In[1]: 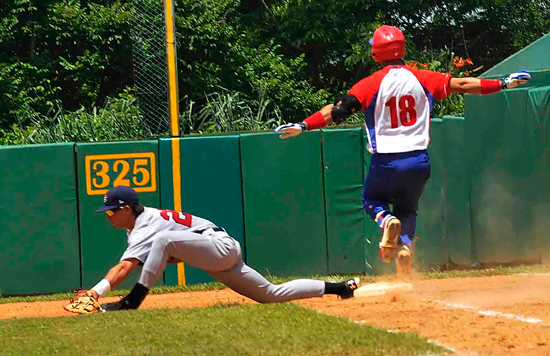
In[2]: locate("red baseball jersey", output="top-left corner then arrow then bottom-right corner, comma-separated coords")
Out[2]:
349,66 -> 451,154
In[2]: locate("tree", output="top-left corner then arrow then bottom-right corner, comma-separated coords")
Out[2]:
1,0 -> 548,143
0,0 -> 134,128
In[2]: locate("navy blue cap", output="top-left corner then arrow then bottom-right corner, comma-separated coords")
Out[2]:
96,186 -> 139,212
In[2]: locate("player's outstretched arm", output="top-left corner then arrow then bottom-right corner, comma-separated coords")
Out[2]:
88,259 -> 141,297
95,259 -> 140,293
450,70 -> 531,94
274,104 -> 334,139
64,259 -> 139,314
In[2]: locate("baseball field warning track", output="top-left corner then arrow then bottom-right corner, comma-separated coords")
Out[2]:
1,273 -> 549,356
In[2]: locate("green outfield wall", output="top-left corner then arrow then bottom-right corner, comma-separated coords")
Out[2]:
75,141 -> 161,288
440,116 -> 474,267
2,35 -> 549,295
414,118 -> 446,270
322,128 -> 368,274
159,136 -> 245,285
240,132 -> 328,276
0,143 -> 80,294
3,113 -> 550,295
465,82 -> 550,266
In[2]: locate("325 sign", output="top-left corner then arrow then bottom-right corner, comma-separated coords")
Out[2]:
85,153 -> 157,195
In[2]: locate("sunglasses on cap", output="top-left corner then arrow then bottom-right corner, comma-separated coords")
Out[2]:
105,207 -> 122,217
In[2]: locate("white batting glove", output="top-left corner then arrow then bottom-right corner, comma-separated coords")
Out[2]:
501,70 -> 531,89
274,122 -> 306,139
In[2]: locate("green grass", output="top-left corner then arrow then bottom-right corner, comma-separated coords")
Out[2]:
1,264 -> 548,304
0,303 -> 447,356
3,266 -> 546,355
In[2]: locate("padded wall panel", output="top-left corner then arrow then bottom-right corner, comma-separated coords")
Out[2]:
525,86 -> 550,264
465,88 -> 543,264
0,143 -> 80,294
441,116 -> 474,266
322,128 -> 367,274
414,118 -> 446,270
240,132 -> 327,276
76,141 -> 160,288
159,136 -> 244,285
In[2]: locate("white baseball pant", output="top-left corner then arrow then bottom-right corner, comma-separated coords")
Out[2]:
138,228 -> 324,303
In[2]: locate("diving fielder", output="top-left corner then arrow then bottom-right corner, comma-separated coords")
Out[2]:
65,186 -> 359,313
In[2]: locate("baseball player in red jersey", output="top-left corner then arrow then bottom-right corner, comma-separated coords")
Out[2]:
275,25 -> 530,274
75,186 -> 359,311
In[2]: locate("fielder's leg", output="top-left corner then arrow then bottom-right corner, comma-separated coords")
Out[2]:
208,259 -> 359,303
102,229 -> 241,311
139,229 -> 241,289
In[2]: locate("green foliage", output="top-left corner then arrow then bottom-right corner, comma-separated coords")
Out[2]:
409,56 -> 468,118
0,87 -> 290,145
180,88 -> 284,134
268,0 -> 380,90
0,0 -> 133,130
0,61 -> 61,126
394,0 -> 550,71
46,1 -> 133,105
175,0 -> 330,122
0,91 -> 147,145
1,0 -> 548,143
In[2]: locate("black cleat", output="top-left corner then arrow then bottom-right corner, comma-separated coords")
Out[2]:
339,277 -> 360,299
100,298 -> 139,312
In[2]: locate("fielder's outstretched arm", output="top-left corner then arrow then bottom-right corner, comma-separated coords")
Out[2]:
89,258 -> 141,298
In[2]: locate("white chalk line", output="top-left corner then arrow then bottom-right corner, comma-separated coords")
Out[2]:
354,320 -> 458,354
315,308 -> 457,353
434,300 -> 549,326
352,274 -> 549,354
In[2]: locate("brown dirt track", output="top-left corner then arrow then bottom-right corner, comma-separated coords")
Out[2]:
1,274 -> 549,356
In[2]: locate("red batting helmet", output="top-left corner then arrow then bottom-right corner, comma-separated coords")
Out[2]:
369,25 -> 406,63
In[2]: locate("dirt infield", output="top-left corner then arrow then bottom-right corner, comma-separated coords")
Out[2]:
1,274 -> 549,356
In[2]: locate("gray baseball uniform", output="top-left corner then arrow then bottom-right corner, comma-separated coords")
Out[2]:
121,207 -> 324,303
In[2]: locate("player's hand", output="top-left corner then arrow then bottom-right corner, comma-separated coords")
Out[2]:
64,290 -> 101,314
501,70 -> 531,89
76,289 -> 99,299
274,123 -> 305,139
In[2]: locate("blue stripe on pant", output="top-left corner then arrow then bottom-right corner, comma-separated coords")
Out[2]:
362,150 -> 431,246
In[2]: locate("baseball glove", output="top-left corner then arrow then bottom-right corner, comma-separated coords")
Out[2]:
64,290 -> 101,315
